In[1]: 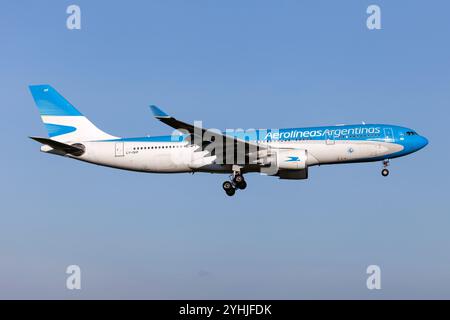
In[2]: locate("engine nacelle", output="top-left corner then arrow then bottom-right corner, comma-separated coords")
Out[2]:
276,149 -> 307,170
260,149 -> 309,179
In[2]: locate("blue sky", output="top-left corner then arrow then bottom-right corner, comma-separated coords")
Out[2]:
1,0 -> 449,299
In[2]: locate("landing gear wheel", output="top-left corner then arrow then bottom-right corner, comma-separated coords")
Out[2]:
237,180 -> 247,190
222,181 -> 235,196
381,168 -> 389,177
233,174 -> 244,185
233,174 -> 247,190
226,188 -> 236,196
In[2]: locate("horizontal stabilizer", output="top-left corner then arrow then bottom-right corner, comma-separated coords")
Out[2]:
29,136 -> 85,156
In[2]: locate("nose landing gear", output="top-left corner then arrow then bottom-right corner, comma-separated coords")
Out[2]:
381,159 -> 390,177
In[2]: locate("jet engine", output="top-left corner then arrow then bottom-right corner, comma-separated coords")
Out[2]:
262,149 -> 309,179
275,149 -> 307,170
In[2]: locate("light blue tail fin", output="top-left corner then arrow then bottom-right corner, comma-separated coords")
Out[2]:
29,85 -> 83,116
29,85 -> 117,142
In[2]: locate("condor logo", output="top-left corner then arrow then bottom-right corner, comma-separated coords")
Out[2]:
286,156 -> 300,162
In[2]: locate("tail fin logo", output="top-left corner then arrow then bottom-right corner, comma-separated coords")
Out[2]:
44,123 -> 77,137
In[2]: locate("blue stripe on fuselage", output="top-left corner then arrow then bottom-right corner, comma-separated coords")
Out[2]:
105,135 -> 186,142
102,124 -> 405,143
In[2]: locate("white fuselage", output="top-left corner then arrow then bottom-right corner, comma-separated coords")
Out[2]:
53,139 -> 403,174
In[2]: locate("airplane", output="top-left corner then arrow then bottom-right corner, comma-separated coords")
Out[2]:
29,84 -> 428,196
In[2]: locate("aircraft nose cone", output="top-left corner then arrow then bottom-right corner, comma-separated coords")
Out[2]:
417,136 -> 429,150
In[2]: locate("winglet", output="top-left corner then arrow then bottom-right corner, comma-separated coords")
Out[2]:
150,105 -> 170,118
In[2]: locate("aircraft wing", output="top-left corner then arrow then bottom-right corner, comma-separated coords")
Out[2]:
149,105 -> 266,165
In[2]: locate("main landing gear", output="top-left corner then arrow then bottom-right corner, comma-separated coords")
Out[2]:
222,181 -> 236,196
381,159 -> 390,177
222,169 -> 247,196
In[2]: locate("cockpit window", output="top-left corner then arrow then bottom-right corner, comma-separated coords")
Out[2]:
406,131 -> 418,136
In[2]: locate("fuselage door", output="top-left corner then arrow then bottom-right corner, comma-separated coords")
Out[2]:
325,133 -> 335,145
383,128 -> 394,143
115,142 -> 124,157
